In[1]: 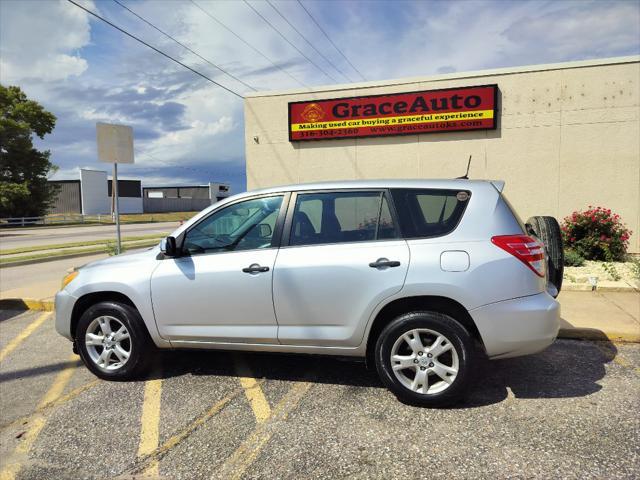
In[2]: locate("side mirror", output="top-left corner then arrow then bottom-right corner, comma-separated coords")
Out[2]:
257,223 -> 272,238
162,236 -> 178,257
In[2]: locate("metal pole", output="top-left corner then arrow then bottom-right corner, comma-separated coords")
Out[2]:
113,162 -> 122,254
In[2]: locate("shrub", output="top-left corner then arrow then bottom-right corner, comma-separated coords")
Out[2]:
561,206 -> 632,261
563,249 -> 585,267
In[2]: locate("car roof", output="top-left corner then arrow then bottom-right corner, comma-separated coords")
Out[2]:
171,178 -> 505,239
243,178 -> 503,196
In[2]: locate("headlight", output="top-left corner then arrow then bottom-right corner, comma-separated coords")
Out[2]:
61,271 -> 79,289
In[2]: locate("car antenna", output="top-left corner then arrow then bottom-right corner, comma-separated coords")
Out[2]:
457,155 -> 472,179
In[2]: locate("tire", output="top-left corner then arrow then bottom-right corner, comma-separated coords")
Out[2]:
374,311 -> 475,407
526,216 -> 564,296
75,301 -> 154,381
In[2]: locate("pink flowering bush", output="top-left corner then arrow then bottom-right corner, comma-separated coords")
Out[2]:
561,206 -> 632,261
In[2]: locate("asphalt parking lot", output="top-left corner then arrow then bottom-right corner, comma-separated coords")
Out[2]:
1,310 -> 639,479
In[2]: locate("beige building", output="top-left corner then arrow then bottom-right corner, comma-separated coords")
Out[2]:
244,56 -> 640,252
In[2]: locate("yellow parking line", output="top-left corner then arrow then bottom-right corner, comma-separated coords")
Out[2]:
0,312 -> 51,363
1,378 -> 98,433
130,382 -> 257,475
216,380 -> 313,480
611,355 -> 640,375
234,355 -> 272,423
137,371 -> 163,477
0,353 -> 77,480
594,343 -> 640,375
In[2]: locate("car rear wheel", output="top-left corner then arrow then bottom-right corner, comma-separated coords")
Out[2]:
374,311 -> 475,407
527,216 -> 564,296
76,301 -> 153,380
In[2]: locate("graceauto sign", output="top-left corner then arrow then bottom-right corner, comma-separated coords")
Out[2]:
288,84 -> 498,141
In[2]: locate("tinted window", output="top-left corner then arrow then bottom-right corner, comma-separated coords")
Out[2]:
290,191 -> 398,246
183,196 -> 283,254
390,189 -> 470,238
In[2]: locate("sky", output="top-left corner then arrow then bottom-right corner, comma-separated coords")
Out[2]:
1,0 -> 639,194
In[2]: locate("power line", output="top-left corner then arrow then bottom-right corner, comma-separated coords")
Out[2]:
265,0 -> 353,82
112,0 -> 257,91
66,0 -> 244,99
242,0 -> 339,83
296,0 -> 367,81
189,0 -> 309,89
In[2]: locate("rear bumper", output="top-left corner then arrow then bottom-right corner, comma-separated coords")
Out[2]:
470,292 -> 560,359
55,289 -> 76,341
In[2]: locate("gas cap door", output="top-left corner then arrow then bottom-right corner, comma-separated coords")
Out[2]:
440,250 -> 470,272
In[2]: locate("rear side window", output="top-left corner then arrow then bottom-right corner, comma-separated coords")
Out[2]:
290,191 -> 398,246
390,189 -> 470,239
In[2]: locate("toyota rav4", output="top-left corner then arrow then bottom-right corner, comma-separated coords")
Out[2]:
55,179 -> 561,407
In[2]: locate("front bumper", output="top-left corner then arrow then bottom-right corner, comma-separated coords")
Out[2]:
55,289 -> 76,341
470,292 -> 560,359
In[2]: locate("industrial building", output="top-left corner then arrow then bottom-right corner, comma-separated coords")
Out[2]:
49,169 -> 142,215
142,183 -> 231,212
244,56 -> 640,252
49,169 -> 230,215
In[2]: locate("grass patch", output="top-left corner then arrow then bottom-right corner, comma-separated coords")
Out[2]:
0,239 -> 160,265
118,212 -> 198,223
0,211 -> 198,229
0,234 -> 163,255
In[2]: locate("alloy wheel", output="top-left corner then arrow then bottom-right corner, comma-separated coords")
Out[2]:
390,328 -> 459,395
85,316 -> 132,371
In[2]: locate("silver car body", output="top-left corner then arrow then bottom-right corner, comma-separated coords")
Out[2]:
55,179 -> 560,359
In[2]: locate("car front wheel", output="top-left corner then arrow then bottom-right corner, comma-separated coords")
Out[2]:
75,301 -> 153,380
374,311 -> 475,407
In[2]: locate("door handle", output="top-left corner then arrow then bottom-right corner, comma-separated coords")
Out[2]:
242,263 -> 270,274
369,258 -> 401,268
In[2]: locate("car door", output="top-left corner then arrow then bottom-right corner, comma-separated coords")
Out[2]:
273,190 -> 410,348
151,194 -> 287,343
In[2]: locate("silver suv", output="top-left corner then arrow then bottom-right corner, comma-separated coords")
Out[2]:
56,180 -> 560,407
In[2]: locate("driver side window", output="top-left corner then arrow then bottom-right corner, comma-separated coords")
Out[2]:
183,196 -> 283,255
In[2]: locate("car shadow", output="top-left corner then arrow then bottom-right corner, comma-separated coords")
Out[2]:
464,334 -> 616,407
150,334 -> 618,409
0,307 -> 35,323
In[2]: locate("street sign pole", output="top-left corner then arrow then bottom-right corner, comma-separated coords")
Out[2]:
113,162 -> 121,254
96,122 -> 134,256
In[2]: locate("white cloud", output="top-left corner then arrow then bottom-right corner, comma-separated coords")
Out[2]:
2,0 -> 638,194
0,0 -> 93,82
503,1 -> 640,61
317,0 -> 639,80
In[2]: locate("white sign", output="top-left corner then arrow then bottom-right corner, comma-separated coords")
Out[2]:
96,123 -> 134,164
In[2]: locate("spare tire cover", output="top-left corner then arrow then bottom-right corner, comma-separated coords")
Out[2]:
526,216 -> 564,297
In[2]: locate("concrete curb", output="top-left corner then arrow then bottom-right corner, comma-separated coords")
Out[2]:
2,298 -> 638,343
0,298 -> 54,311
563,283 -> 640,293
558,328 -> 640,343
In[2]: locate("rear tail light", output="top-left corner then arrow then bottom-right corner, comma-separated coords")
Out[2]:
491,235 -> 546,277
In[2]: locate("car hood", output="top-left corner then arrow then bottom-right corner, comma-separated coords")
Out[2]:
78,245 -> 160,271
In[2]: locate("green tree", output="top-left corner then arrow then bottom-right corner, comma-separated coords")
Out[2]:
0,84 -> 58,218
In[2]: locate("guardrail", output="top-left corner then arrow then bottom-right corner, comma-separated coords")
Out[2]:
0,214 -> 113,227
